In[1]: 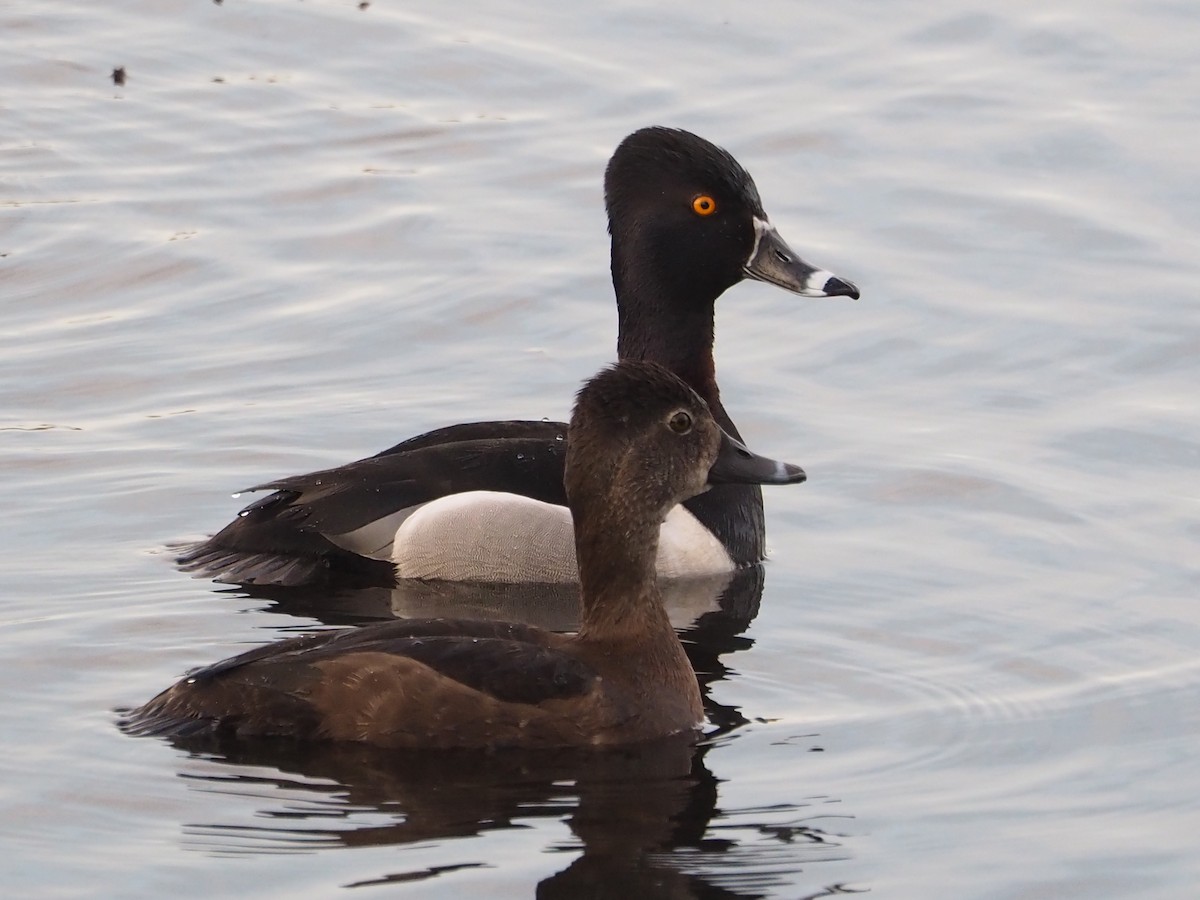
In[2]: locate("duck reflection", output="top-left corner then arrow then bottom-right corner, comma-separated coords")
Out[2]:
230,564 -> 763,634
169,730 -> 851,897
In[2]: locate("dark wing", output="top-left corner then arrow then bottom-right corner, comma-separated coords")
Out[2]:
121,618 -> 596,740
176,420 -> 568,588
249,435 -> 569,535
184,617 -> 560,683
372,420 -> 566,457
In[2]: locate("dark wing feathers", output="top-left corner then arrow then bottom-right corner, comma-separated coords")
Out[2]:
187,617 -> 593,707
174,531 -> 395,587
123,618 -> 595,739
373,419 -> 566,457
122,682 -> 324,741
369,636 -> 594,705
176,420 -> 569,586
248,436 -> 568,535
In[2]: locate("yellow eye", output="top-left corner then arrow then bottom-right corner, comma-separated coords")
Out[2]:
668,411 -> 693,434
691,195 -> 717,217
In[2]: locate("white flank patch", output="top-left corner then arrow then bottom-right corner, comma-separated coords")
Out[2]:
390,491 -> 734,583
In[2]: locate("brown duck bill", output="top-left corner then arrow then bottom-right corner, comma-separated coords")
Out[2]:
743,216 -> 860,299
707,428 -> 806,486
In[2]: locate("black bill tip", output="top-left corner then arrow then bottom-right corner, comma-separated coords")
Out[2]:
708,428 -> 806,487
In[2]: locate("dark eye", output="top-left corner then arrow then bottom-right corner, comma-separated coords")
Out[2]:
691,195 -> 717,217
668,411 -> 693,434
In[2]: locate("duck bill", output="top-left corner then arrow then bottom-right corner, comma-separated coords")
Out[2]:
743,217 -> 860,299
707,428 -> 806,486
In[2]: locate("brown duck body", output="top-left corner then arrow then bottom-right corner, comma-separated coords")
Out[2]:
130,612 -> 701,749
125,362 -> 803,749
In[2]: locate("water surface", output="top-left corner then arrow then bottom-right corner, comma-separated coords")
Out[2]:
2,1 -> 1198,897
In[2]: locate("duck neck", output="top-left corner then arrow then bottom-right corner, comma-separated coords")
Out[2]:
612,239 -> 725,420
611,238 -> 764,565
572,488 -> 703,729
573,494 -> 674,644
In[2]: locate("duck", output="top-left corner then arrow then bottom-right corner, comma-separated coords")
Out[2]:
176,126 -> 857,588
126,361 -> 807,748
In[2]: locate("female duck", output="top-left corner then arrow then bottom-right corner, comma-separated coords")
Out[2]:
129,362 -> 805,748
178,127 -> 855,588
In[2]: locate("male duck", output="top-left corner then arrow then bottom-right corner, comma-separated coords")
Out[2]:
177,127 -> 856,588
128,362 -> 806,748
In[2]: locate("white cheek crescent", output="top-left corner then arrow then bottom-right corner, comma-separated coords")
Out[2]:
749,216 -> 837,297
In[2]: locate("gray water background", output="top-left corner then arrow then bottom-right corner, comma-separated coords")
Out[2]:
2,0 -> 1198,897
